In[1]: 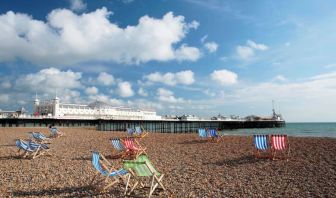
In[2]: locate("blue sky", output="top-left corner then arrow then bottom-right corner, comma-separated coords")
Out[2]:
1,0 -> 336,122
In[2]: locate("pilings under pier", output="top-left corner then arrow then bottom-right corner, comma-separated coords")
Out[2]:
0,118 -> 285,132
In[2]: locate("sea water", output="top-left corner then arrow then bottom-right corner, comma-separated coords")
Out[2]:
221,122 -> 336,138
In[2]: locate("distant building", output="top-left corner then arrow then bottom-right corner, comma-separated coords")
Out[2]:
179,114 -> 199,121
33,96 -> 162,120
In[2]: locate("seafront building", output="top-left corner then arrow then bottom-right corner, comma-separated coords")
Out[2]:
31,96 -> 162,120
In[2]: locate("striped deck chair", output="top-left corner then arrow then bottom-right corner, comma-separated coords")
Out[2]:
111,138 -> 128,158
208,128 -> 221,142
270,135 -> 290,160
253,135 -> 271,158
31,132 -> 50,143
198,128 -> 208,140
135,126 -> 149,138
15,139 -> 51,159
50,127 -> 64,138
91,151 -> 129,192
123,154 -> 166,197
123,137 -> 147,158
127,128 -> 135,136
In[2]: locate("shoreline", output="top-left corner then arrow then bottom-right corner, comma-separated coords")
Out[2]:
1,128 -> 335,197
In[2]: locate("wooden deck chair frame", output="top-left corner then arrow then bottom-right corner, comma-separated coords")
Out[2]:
253,135 -> 271,159
122,138 -> 147,158
270,134 -> 291,161
110,138 -> 129,159
90,151 -> 130,192
124,155 -> 166,198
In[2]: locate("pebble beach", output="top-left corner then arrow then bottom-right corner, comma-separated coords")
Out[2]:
0,127 -> 335,197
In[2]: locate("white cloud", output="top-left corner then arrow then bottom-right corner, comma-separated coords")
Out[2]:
138,87 -> 148,97
236,40 -> 268,60
211,69 -> 238,85
1,81 -> 11,89
204,41 -> 218,53
69,0 -> 87,12
273,75 -> 287,82
187,20 -> 200,29
157,88 -> 185,103
16,67 -> 82,94
144,70 -> 195,86
85,86 -> 98,95
0,94 -> 10,103
0,9 -> 200,66
97,72 -> 114,86
116,81 -> 134,97
200,35 -> 208,43
285,42 -> 291,47
175,44 -> 201,61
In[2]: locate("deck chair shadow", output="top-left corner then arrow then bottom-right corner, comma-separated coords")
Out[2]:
270,134 -> 290,161
123,137 -> 147,158
90,151 -> 130,192
123,154 -> 167,198
111,138 -> 129,159
253,135 -> 271,159
198,128 -> 208,141
135,126 -> 149,138
15,139 -> 51,159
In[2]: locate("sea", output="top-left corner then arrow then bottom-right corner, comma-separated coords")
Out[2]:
221,122 -> 336,138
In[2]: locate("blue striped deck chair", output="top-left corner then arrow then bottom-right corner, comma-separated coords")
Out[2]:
127,128 -> 135,136
91,151 -> 129,192
253,135 -> 270,158
135,126 -> 148,138
15,139 -> 50,159
50,127 -> 64,138
208,128 -> 221,142
31,132 -> 50,143
198,128 -> 208,140
111,138 -> 128,158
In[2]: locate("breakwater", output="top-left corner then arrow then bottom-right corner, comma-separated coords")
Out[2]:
0,118 -> 285,132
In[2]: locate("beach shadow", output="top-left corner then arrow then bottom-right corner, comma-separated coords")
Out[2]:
206,155 -> 263,167
0,144 -> 15,147
178,139 -> 209,144
12,185 -> 124,197
0,155 -> 29,160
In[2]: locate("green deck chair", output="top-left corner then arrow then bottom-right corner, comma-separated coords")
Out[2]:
123,154 -> 166,198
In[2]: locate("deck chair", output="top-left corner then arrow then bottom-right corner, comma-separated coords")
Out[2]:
253,135 -> 271,158
111,138 -> 128,159
208,128 -> 221,142
270,135 -> 290,160
50,127 -> 64,138
123,154 -> 166,198
15,139 -> 51,159
127,128 -> 135,136
135,126 -> 149,138
91,151 -> 129,192
123,137 -> 147,158
31,132 -> 50,143
198,128 -> 208,140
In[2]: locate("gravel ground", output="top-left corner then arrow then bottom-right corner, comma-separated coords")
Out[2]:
0,127 -> 335,197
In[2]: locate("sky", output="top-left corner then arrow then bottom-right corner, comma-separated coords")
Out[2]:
0,0 -> 336,122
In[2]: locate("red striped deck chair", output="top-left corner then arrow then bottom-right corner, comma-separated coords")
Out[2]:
122,138 -> 147,158
270,134 -> 290,160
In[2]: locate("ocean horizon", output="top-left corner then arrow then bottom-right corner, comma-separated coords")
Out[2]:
222,122 -> 336,138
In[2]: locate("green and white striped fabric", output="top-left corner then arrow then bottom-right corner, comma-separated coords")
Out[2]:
123,154 -> 160,177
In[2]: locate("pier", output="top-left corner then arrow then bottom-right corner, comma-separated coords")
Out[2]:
0,118 -> 285,132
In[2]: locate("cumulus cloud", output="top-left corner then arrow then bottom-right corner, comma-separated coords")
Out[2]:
97,72 -> 114,86
144,70 -> 194,86
69,0 -> 87,12
138,87 -> 148,97
273,75 -> 287,82
0,94 -> 10,103
211,69 -> 238,85
116,81 -> 134,97
0,9 -> 200,66
157,88 -> 185,103
204,41 -> 218,53
85,86 -> 98,95
236,40 -> 268,60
